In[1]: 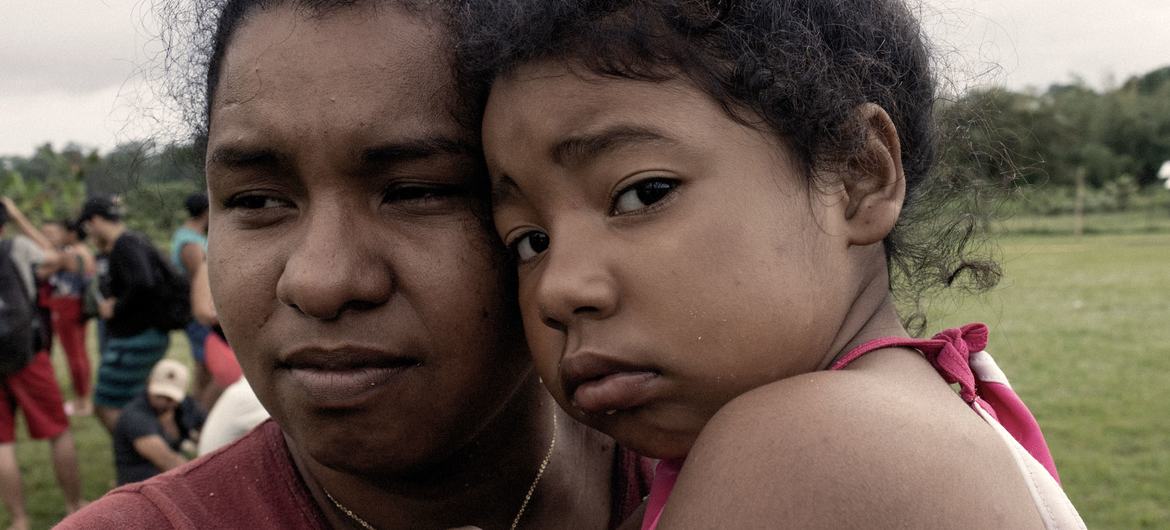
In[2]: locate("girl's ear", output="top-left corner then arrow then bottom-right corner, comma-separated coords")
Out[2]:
842,103 -> 905,246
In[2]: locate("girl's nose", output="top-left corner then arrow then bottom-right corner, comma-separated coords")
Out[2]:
275,203 -> 393,320
533,236 -> 618,332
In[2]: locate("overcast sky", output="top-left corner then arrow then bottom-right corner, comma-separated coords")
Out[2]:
2,0 -> 1168,157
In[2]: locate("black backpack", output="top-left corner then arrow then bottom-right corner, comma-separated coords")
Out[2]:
0,240 -> 38,375
145,242 -> 192,332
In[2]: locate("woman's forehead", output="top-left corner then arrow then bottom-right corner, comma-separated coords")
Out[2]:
213,4 -> 452,118
209,4 -> 466,154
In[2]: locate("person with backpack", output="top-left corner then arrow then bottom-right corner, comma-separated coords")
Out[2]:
0,197 -> 85,530
77,196 -> 187,433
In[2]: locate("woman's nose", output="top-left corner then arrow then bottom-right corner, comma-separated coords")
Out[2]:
275,203 -> 393,320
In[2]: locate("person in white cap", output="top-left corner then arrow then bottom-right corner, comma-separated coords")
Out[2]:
111,359 -> 205,485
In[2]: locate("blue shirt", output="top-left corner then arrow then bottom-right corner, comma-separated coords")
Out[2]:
170,226 -> 207,277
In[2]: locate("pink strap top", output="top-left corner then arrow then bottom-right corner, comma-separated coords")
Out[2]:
642,324 -> 1085,530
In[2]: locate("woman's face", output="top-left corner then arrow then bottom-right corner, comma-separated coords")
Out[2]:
205,4 -> 528,475
484,62 -> 860,458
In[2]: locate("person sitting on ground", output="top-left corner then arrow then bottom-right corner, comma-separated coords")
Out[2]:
112,359 -> 205,486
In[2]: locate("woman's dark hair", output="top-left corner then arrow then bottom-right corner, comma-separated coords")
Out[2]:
156,0 -> 439,153
456,0 -> 1002,333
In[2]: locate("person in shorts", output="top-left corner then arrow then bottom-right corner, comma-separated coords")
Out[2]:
0,197 -> 84,530
77,197 -> 172,433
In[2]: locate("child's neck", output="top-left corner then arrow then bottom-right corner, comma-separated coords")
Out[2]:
816,278 -> 908,370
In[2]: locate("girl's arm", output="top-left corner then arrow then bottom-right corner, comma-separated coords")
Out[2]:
653,367 -> 1044,529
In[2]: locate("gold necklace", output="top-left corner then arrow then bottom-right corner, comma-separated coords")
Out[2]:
324,412 -> 558,530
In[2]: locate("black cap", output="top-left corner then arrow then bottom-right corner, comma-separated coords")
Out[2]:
78,196 -> 122,223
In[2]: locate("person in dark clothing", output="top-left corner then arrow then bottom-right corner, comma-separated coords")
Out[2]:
77,197 -> 172,432
113,359 -> 204,485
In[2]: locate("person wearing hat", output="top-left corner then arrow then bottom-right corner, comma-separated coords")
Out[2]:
77,196 -> 175,432
112,359 -> 205,485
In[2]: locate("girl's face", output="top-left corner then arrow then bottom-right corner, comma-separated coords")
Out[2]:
484,62 -> 863,458
205,5 -> 528,475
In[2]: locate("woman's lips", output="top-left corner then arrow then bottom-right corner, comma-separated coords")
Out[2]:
286,365 -> 417,409
279,347 -> 421,409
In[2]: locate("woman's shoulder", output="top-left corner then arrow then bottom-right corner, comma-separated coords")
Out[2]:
659,350 -> 1044,528
60,420 -> 328,529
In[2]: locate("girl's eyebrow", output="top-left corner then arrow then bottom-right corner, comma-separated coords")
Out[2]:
551,124 -> 677,168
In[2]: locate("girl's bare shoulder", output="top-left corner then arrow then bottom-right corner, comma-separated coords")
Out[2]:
657,350 -> 1044,529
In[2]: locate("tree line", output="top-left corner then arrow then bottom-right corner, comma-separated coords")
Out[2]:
4,65 -> 1169,236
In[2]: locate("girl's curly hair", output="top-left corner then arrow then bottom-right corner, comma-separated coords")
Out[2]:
455,0 -> 1003,333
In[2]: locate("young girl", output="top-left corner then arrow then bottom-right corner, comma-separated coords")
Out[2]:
460,0 -> 1086,528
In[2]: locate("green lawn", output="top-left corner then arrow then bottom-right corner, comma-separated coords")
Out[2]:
926,232 -> 1170,528
6,229 -> 1168,528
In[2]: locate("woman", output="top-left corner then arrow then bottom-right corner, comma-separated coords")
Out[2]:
60,1 -> 650,528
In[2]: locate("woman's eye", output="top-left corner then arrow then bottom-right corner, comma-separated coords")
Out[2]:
225,195 -> 289,210
511,230 -> 550,262
612,178 -> 678,215
383,184 -> 459,204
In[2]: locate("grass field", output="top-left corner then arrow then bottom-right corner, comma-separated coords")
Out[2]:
4,225 -> 1168,529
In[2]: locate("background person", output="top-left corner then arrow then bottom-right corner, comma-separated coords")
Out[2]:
170,193 -> 215,408
41,219 -> 96,416
60,1 -> 652,528
191,260 -> 266,455
0,197 -> 84,530
112,359 -> 204,485
77,196 -> 173,432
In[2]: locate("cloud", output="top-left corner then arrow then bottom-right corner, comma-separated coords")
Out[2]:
1,0 -> 152,95
0,81 -> 178,156
922,0 -> 1170,91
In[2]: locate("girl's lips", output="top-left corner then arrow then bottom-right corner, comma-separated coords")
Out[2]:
571,371 -> 659,414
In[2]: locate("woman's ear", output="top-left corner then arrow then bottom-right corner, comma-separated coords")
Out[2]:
843,103 -> 905,246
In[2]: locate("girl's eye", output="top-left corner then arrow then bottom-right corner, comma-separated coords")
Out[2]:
612,178 -> 678,215
511,230 -> 550,262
